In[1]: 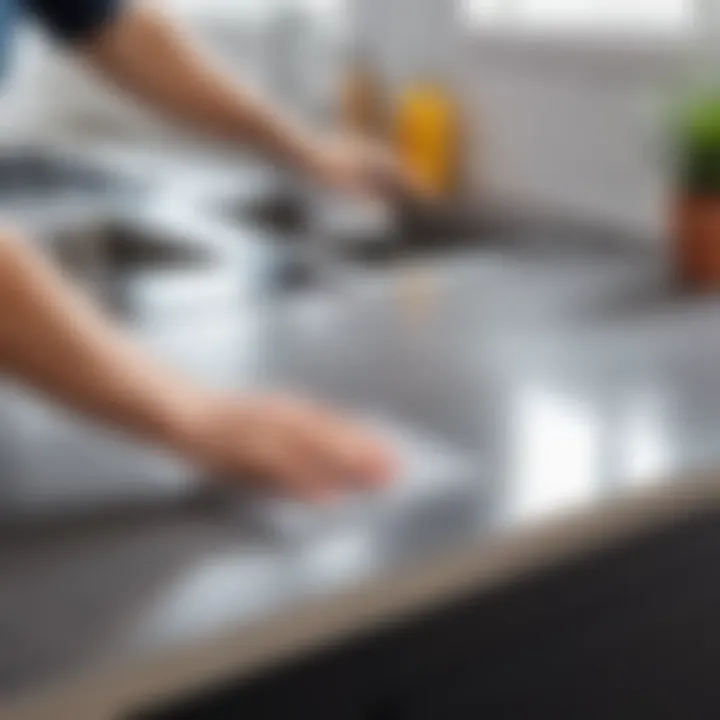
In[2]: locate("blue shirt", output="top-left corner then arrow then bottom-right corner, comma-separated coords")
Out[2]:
1,0 -> 120,73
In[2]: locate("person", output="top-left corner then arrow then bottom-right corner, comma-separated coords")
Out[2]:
0,0 -> 413,503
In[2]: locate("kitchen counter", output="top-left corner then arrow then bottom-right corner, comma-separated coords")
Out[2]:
3,152 -> 720,718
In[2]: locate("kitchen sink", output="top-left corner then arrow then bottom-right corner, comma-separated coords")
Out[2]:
44,216 -> 221,317
51,219 -> 214,273
229,187 -> 309,235
0,148 -> 138,202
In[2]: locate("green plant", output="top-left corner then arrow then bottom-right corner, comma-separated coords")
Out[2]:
674,94 -> 720,194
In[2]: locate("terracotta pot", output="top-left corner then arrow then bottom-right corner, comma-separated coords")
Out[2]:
675,194 -> 720,290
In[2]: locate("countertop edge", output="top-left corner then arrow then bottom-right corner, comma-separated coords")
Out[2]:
7,473 -> 720,720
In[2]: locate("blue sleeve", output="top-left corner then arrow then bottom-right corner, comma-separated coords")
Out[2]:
26,0 -> 122,43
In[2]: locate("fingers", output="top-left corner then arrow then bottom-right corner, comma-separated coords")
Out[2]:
317,134 -> 423,204
273,398 -> 395,488
218,395 -> 397,503
363,147 -> 430,205
249,431 -> 337,504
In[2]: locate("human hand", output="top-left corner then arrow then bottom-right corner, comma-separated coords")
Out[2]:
310,134 -> 424,203
176,393 -> 396,504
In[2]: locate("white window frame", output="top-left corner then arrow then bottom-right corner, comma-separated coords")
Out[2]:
462,0 -> 705,64
463,0 -> 695,35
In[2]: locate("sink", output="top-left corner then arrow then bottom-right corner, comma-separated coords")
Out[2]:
51,219 -> 213,272
0,149 -> 138,202
45,217 -> 219,316
229,188 -> 309,235
228,183 -> 482,260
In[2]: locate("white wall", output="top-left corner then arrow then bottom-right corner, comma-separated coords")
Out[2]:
0,29 -> 59,141
461,36 -> 681,241
352,0 -> 682,243
351,0 -> 459,89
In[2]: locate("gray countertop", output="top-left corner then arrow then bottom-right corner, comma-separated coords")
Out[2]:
3,150 -> 720,718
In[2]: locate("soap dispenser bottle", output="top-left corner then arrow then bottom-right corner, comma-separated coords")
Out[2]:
394,74 -> 462,199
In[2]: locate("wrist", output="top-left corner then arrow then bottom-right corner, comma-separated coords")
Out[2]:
155,385 -> 220,463
266,119 -> 325,181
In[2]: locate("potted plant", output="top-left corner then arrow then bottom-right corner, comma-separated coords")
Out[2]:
673,94 -> 720,289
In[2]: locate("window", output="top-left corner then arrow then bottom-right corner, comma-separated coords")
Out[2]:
463,0 -> 692,33
170,0 -> 341,23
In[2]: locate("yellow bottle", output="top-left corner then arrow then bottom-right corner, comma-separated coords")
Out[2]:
395,79 -> 461,199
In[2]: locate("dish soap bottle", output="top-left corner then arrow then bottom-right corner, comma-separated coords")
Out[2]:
395,77 -> 461,199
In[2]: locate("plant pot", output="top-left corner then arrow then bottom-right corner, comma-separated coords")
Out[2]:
674,194 -> 720,290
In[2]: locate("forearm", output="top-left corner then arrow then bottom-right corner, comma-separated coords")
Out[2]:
81,4 -> 322,175
0,231 -> 206,449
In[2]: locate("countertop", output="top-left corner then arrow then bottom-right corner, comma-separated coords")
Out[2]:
4,148 -> 720,719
